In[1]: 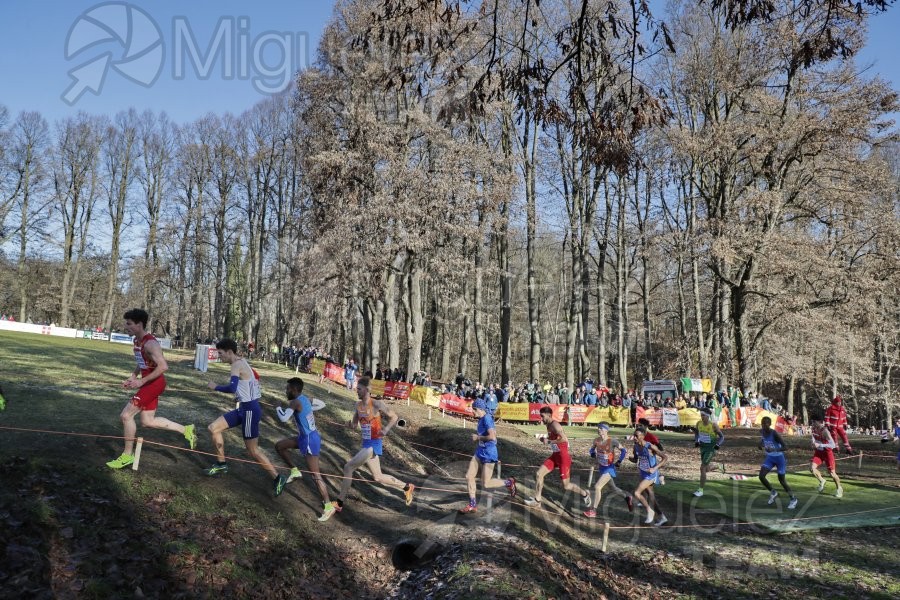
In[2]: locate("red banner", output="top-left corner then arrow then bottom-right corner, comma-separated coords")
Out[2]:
323,362 -> 345,385
635,407 -> 662,426
384,381 -> 412,400
439,394 -> 473,416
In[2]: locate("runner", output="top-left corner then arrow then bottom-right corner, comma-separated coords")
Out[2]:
583,423 -> 632,518
205,338 -> 286,496
630,425 -> 668,526
637,417 -> 665,484
524,406 -> 592,509
274,377 -> 337,521
758,416 -> 798,509
458,398 -> 517,514
335,376 -> 415,511
692,407 -> 725,497
824,395 -> 853,454
107,308 -> 196,469
881,417 -> 900,472
809,414 -> 843,498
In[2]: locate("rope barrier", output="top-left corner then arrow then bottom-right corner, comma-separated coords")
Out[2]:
2,421 -> 896,534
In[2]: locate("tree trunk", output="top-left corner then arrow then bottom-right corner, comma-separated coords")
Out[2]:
404,257 -> 424,379
524,117 -> 542,382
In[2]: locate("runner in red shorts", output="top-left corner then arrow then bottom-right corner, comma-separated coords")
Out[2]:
524,406 -> 591,508
107,309 -> 196,469
809,415 -> 843,498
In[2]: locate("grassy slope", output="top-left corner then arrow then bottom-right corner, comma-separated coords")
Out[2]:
1,330 -> 899,599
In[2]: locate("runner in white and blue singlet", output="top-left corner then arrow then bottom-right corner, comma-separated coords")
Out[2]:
275,377 -> 336,521
205,338 -> 285,496
630,425 -> 668,526
882,418 -> 900,472
758,416 -> 798,509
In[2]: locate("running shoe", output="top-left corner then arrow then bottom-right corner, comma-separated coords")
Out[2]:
659,475 -> 666,486
205,463 -> 229,476
404,484 -> 416,507
693,489 -> 704,498
506,477 -> 517,498
458,504 -> 477,514
582,492 -> 592,506
106,453 -> 134,469
524,497 -> 542,506
184,424 -> 197,450
767,490 -> 778,505
333,500 -> 344,513
318,502 -> 337,522
644,509 -> 656,524
287,467 -> 303,483
654,515 -> 668,527
787,496 -> 798,510
583,509 -> 597,518
816,479 -> 826,493
625,495 -> 634,512
834,487 -> 843,499
273,474 -> 287,496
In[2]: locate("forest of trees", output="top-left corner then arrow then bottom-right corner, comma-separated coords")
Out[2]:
1,0 -> 898,426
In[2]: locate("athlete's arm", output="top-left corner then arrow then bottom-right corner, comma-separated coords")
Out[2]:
474,427 -> 497,443
713,423 -> 725,447
650,444 -> 668,471
376,400 -> 400,436
133,340 -> 167,387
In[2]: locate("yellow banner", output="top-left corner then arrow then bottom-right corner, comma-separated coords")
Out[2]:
496,403 -> 530,421
309,358 -> 325,375
755,409 -> 778,426
701,378 -> 713,393
679,408 -> 702,427
409,385 -> 440,407
368,379 -> 386,398
607,406 -> 630,426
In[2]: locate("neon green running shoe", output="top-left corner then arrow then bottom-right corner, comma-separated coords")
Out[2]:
106,453 -> 134,469
318,502 -> 337,522
273,474 -> 287,496
286,467 -> 303,483
184,424 -> 197,450
205,463 -> 228,476
0,391 -> 6,411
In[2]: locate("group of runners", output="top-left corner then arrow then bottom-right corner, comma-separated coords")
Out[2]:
108,308 -> 899,526
106,309 -> 414,522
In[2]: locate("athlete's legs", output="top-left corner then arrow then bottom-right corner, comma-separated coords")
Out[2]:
479,462 -> 507,490
275,437 -> 300,468
591,473 -> 613,509
464,457 -> 480,499
776,473 -> 793,496
532,465 -> 551,500
208,416 -> 230,462
139,409 -> 186,436
305,454 -> 331,504
119,402 -> 141,455
244,438 -> 278,478
339,447 -> 374,501
366,455 -> 406,489
633,479 -> 654,512
758,467 -> 774,492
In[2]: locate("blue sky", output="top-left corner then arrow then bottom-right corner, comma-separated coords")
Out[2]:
0,1 -> 897,125
0,1 -> 335,124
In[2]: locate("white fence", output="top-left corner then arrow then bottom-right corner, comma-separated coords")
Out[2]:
0,320 -> 171,348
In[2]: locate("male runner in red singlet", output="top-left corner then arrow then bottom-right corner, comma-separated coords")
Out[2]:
524,406 -> 592,508
335,377 -> 415,511
107,309 -> 196,469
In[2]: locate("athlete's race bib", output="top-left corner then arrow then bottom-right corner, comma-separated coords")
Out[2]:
361,423 -> 372,441
598,452 -> 613,467
638,456 -> 652,471
698,433 -> 711,443
133,349 -> 148,370
306,414 -> 317,432
550,442 -> 560,453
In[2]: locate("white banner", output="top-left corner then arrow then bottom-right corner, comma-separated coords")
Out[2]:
662,408 -> 681,427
